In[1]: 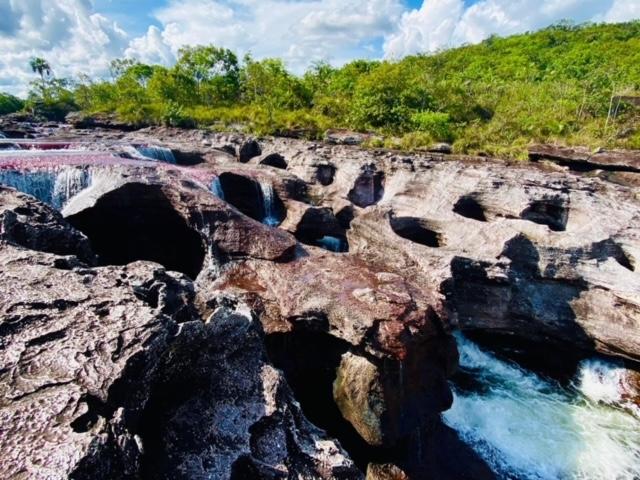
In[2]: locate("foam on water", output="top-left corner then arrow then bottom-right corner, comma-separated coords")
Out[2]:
444,333 -> 640,480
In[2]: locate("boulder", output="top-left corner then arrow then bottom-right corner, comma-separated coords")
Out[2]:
0,186 -> 95,263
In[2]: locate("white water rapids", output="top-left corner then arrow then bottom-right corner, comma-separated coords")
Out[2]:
444,333 -> 640,480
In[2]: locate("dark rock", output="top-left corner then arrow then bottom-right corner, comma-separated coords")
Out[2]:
0,186 -> 95,263
529,144 -> 640,173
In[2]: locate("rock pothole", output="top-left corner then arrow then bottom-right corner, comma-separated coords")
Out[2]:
259,153 -> 288,170
294,208 -> 349,252
390,216 -> 444,248
316,164 -> 337,186
348,167 -> 384,208
218,172 -> 286,226
66,183 -> 205,279
453,195 -> 487,222
520,197 -> 569,232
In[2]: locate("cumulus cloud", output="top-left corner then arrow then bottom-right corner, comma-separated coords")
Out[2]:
1,0 -> 640,96
383,0 -> 639,58
604,0 -> 640,22
0,0 -> 128,96
126,0 -> 404,71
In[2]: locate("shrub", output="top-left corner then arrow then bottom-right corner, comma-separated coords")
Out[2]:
411,111 -> 454,142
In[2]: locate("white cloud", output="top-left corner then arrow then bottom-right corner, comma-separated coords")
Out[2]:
1,0 -> 640,97
126,0 -> 404,72
604,0 -> 640,22
383,0 -> 639,58
384,0 -> 464,59
124,26 -> 175,65
0,0 -> 128,96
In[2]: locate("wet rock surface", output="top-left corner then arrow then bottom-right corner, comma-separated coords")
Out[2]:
1,123 -> 639,478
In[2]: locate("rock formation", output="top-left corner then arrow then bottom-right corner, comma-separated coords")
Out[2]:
1,121 -> 639,478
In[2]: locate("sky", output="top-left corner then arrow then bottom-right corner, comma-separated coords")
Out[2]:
1,0 -> 639,96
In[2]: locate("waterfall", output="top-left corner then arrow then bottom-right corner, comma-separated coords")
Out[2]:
0,167 -> 92,209
210,177 -> 225,200
259,181 -> 280,226
316,236 -> 347,252
52,167 -> 92,209
135,145 -> 177,164
0,170 -> 56,205
0,132 -> 6,138
444,333 -> 640,480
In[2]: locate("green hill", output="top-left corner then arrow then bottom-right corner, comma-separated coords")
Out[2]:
12,21 -> 640,157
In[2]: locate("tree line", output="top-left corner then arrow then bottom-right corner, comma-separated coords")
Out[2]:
2,21 -> 639,157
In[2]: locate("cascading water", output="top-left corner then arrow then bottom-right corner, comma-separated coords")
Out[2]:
444,333 -> 640,480
135,145 -> 177,164
0,167 -> 92,209
210,177 -> 225,200
52,167 -> 92,209
258,181 -> 281,226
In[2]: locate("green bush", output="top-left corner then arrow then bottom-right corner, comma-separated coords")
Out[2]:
0,93 -> 24,115
411,111 -> 454,142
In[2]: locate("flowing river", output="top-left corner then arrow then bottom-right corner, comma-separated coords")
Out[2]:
444,333 -> 640,480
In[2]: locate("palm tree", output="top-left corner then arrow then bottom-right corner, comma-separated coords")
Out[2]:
29,57 -> 51,94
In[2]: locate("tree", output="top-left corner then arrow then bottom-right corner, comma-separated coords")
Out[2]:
29,57 -> 52,95
175,45 -> 241,104
0,92 -> 24,115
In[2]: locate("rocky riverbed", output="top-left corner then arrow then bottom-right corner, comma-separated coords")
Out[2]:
1,119 -> 639,479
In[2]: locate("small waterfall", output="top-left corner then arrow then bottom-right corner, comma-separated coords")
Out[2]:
259,181 -> 280,226
135,145 -> 177,164
210,177 -> 225,200
0,170 -> 56,205
0,132 -> 6,138
0,167 -> 92,209
316,236 -> 347,252
52,167 -> 92,209
444,333 -> 640,480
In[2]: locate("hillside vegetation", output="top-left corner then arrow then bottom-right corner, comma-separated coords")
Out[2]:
7,21 -> 640,157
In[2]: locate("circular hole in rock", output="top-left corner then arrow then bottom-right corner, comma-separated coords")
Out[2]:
520,199 -> 568,232
66,183 -> 205,279
295,208 -> 349,252
259,153 -> 288,170
218,172 -> 286,226
453,195 -> 487,222
348,168 -> 384,208
390,216 -> 443,248
316,165 -> 336,186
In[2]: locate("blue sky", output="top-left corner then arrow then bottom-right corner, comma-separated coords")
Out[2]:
1,0 -> 639,95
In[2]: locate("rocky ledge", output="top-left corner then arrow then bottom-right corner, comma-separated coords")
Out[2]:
0,122 -> 639,479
